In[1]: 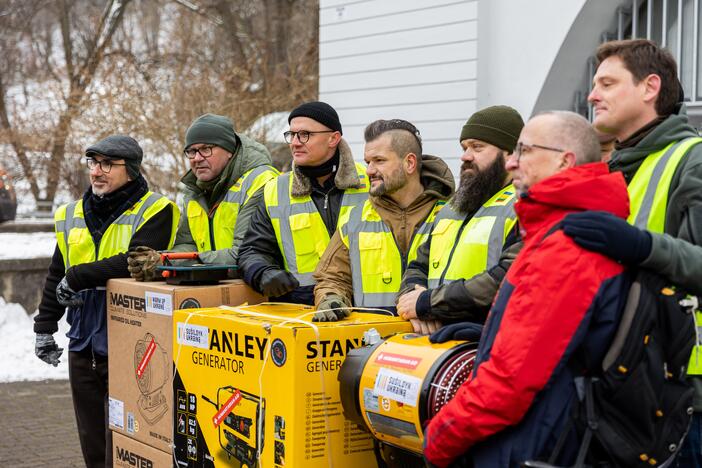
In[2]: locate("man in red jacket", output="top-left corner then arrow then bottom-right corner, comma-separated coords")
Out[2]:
423,111 -> 631,467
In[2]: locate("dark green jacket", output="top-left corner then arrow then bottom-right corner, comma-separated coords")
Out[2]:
173,133 -> 274,264
610,105 -> 702,410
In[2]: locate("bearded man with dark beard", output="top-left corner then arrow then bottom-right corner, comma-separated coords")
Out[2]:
397,105 -> 525,326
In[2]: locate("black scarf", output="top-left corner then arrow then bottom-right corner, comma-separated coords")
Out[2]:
297,148 -> 340,180
82,175 -> 149,245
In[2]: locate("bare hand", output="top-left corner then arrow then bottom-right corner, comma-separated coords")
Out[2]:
409,318 -> 442,335
397,284 -> 427,320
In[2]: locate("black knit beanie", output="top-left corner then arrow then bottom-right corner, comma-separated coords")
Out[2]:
288,101 -> 342,135
85,135 -> 143,179
459,105 -> 524,152
185,114 -> 239,154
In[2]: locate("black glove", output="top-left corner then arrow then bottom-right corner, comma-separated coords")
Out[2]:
260,269 -> 299,298
56,276 -> 83,307
313,295 -> 349,322
429,321 -> 483,343
562,211 -> 652,264
35,333 -> 63,366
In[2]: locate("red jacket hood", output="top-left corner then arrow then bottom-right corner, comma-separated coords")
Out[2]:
515,162 -> 630,240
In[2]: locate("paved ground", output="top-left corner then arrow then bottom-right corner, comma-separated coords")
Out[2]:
0,380 -> 84,467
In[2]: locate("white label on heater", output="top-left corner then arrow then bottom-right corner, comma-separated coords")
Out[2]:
176,322 -> 209,349
145,291 -> 173,316
373,368 -> 421,407
109,397 -> 124,430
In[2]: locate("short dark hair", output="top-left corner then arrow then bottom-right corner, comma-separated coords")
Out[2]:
364,119 -> 423,169
595,39 -> 681,116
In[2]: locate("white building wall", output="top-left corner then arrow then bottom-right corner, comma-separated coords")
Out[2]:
319,0 -> 479,174
318,0 -> 624,177
477,0 -> 586,117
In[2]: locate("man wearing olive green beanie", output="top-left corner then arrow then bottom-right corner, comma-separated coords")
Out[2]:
127,114 -> 279,279
397,105 -> 525,328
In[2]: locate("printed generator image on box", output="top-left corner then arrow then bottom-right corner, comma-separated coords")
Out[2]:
172,303 -> 413,467
107,278 -> 264,454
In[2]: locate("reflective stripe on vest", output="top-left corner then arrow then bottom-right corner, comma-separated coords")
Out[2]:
187,165 -> 279,252
265,162 -> 368,286
627,137 -> 702,233
625,137 -> 702,375
427,185 -> 517,289
55,191 -> 178,270
688,310 -> 702,375
341,199 -> 444,308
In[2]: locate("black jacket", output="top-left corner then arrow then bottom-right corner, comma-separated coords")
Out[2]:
237,139 -> 364,305
34,178 -> 174,339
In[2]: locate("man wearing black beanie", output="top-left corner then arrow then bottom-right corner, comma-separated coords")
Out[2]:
238,101 -> 369,304
34,135 -> 178,467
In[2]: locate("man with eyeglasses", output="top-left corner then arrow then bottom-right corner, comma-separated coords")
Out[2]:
34,135 -> 178,468
558,39 -> 702,467
127,113 -> 278,281
423,111 -> 631,467
311,119 -> 454,323
396,105 -> 523,332
237,101 -> 368,304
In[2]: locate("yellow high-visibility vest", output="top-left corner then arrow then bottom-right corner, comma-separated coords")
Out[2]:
624,137 -> 702,375
187,165 -> 278,252
427,185 -> 517,288
264,163 -> 368,286
55,192 -> 178,270
340,199 -> 445,309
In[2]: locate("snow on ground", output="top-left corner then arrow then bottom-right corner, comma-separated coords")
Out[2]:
0,297 -> 70,382
0,232 -> 56,259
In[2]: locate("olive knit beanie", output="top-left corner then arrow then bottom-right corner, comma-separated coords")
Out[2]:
459,105 -> 524,152
185,114 -> 239,154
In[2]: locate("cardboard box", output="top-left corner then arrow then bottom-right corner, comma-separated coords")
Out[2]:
108,278 -> 264,454
172,303 -> 413,467
113,431 -> 172,468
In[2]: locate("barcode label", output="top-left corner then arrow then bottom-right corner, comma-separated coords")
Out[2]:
127,412 -> 135,434
373,368 -> 421,407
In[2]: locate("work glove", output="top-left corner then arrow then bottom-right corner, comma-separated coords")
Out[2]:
313,294 -> 349,322
127,246 -> 163,282
260,269 -> 299,298
429,321 -> 484,343
35,333 -> 63,367
56,276 -> 83,307
562,211 -> 652,264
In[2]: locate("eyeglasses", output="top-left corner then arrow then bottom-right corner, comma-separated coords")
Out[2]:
183,145 -> 215,159
85,158 -> 126,173
514,142 -> 565,162
283,130 -> 335,144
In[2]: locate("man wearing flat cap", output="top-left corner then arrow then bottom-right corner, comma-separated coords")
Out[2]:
396,105 -> 524,330
238,101 -> 369,304
127,114 -> 278,280
34,135 -> 178,467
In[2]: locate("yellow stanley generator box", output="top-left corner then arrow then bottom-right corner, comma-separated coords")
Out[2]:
113,431 -> 173,468
107,278 -> 264,454
172,303 -> 412,467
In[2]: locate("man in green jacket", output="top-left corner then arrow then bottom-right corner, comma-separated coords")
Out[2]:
128,114 -> 278,279
562,39 -> 702,466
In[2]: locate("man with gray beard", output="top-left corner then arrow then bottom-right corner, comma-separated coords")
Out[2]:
397,105 -> 524,326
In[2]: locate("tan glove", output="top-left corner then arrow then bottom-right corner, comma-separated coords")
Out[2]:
313,294 -> 351,322
127,246 -> 162,281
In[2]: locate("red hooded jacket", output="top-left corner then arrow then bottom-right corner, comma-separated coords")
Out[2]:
423,163 -> 630,467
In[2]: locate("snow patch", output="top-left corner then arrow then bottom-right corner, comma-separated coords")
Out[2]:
0,232 -> 56,259
0,298 -> 70,382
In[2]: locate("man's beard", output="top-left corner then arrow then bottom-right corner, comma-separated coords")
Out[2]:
451,152 -> 508,215
369,167 -> 408,197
